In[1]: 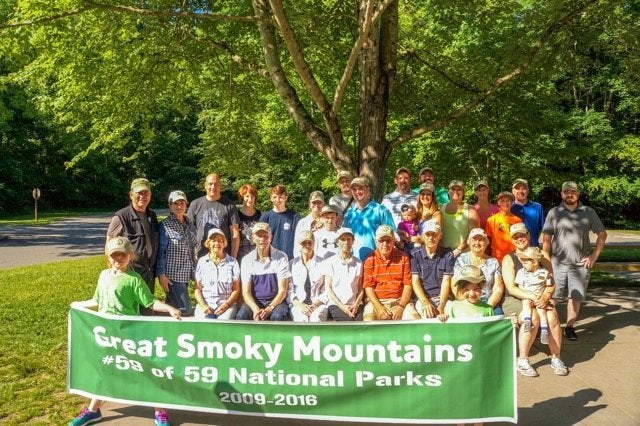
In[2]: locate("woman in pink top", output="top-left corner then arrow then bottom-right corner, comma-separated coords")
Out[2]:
473,180 -> 499,230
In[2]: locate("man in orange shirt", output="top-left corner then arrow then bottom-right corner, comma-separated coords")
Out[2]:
363,225 -> 420,321
486,191 -> 523,264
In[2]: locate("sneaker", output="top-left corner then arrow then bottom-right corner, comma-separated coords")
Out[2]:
69,408 -> 102,426
523,318 -> 532,333
551,358 -> 569,376
155,410 -> 170,426
517,358 -> 539,377
540,330 -> 550,345
565,326 -> 578,341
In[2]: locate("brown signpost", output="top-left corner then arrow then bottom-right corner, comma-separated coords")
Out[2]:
32,188 -> 41,222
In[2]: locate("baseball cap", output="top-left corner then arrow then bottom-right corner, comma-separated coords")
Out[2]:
375,224 -> 395,241
168,190 -> 187,204
448,180 -> 464,190
496,191 -> 515,201
421,220 -> 441,234
321,205 -> 339,216
400,203 -> 416,212
297,230 -> 314,244
452,265 -> 485,287
309,190 -> 324,203
207,228 -> 226,240
562,181 -> 579,191
467,228 -> 489,243
419,167 -> 434,176
130,178 -> 151,193
395,167 -> 411,176
105,237 -> 133,255
335,227 -> 354,240
512,179 -> 529,189
336,170 -> 353,183
252,222 -> 271,235
509,222 -> 528,237
418,182 -> 436,194
517,246 -> 543,261
474,180 -> 489,191
350,176 -> 370,188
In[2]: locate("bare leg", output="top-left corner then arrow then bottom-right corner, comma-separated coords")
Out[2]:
566,298 -> 581,327
518,310 -> 539,358
88,399 -> 102,411
546,308 -> 563,359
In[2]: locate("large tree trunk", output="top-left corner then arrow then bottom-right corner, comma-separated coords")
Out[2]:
357,0 -> 397,199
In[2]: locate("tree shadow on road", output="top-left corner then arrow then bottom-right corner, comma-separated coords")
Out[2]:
530,287 -> 639,368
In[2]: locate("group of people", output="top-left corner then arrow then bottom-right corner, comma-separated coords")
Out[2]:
70,168 -> 607,426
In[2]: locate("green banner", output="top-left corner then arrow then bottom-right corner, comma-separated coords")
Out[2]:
68,307 -> 517,423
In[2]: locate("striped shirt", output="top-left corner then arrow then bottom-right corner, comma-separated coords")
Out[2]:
363,248 -> 411,300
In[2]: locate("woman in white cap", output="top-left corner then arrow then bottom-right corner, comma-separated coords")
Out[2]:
194,228 -> 241,319
454,228 -> 504,314
288,230 -> 328,322
156,190 -> 196,316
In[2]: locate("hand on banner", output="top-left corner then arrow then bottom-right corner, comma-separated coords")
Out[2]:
437,313 -> 449,323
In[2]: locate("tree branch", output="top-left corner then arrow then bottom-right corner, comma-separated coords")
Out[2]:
400,46 -> 481,94
268,0 -> 331,116
253,0 -> 354,173
0,6 -> 93,30
84,1 -> 257,23
390,0 -> 601,149
0,1 -> 257,31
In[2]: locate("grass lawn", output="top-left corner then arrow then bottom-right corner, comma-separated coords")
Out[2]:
0,255 -> 637,424
0,256 -> 106,424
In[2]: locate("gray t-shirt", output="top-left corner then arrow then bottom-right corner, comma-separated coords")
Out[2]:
187,195 -> 240,257
542,203 -> 605,265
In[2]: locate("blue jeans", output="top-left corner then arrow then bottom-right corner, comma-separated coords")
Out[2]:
236,299 -> 290,321
166,281 -> 193,316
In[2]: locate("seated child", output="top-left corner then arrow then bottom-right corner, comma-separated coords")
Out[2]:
515,246 -> 553,345
397,203 -> 421,253
438,264 -> 494,321
69,237 -> 182,426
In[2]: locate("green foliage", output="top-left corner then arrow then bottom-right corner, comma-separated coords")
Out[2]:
0,0 -> 638,225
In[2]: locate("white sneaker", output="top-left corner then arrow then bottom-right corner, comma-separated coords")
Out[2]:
551,358 -> 568,376
517,358 -> 539,377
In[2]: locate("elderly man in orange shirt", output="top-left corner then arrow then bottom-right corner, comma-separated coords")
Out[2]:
363,225 -> 420,321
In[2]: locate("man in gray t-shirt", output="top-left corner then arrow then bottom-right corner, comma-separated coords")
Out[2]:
542,181 -> 607,341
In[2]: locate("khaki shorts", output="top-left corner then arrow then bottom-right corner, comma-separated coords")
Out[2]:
363,298 -> 419,321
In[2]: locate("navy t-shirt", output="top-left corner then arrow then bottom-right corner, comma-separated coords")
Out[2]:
259,209 -> 300,260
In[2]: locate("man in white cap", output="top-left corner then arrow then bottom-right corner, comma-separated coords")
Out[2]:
343,176 -> 395,260
106,177 -> 158,297
156,190 -> 197,316
410,220 -> 455,318
236,222 -> 291,321
323,228 -> 365,321
381,167 -> 418,226
363,225 -> 420,321
542,181 -> 607,341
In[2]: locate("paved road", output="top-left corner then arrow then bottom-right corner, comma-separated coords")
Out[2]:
0,210 -> 169,270
0,214 -> 112,269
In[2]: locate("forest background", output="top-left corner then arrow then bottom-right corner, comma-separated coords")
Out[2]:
1,1 -> 639,227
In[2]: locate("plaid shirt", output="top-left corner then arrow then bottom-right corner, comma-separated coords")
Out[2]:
156,214 -> 197,283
